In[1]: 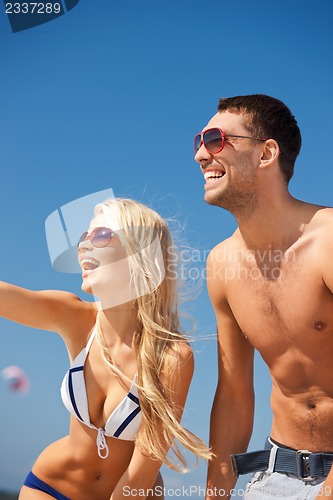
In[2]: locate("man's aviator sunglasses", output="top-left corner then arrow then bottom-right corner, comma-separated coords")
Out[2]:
77,227 -> 115,249
194,127 -> 267,155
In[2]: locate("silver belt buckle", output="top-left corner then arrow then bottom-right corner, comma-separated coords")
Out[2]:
296,449 -> 315,482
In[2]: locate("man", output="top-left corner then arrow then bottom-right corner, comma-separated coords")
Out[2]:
194,94 -> 333,499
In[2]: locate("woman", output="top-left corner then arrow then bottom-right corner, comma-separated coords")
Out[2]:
1,198 -> 210,500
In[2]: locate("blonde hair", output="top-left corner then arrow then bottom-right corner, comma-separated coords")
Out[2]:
94,198 -> 211,471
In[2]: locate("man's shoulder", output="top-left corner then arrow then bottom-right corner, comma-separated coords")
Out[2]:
310,208 -> 333,292
208,230 -> 241,263
309,206 -> 333,234
298,206 -> 333,260
313,206 -> 333,223
309,207 -> 333,255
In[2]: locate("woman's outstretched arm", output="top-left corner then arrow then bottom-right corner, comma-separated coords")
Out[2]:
0,280 -> 95,337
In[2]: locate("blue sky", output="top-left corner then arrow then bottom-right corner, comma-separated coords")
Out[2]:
0,0 -> 333,496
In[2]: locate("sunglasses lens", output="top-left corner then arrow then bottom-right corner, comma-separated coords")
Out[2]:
194,134 -> 202,153
90,227 -> 113,248
204,128 -> 223,153
77,231 -> 88,247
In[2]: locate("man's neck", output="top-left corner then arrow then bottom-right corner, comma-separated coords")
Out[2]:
235,193 -> 310,251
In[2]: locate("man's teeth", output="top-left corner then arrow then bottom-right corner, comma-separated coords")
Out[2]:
81,258 -> 100,271
204,171 -> 225,181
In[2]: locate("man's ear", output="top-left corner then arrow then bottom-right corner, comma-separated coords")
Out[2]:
259,139 -> 280,169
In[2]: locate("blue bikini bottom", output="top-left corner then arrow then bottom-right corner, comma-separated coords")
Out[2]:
23,471 -> 71,500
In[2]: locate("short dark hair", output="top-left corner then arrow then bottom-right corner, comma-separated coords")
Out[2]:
218,94 -> 301,183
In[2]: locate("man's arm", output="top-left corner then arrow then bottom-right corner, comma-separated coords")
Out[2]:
206,246 -> 255,498
315,213 -> 333,499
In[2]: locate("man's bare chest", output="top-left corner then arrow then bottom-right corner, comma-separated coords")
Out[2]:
225,255 -> 333,354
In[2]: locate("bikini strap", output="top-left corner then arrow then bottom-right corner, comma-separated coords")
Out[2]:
85,324 -> 97,353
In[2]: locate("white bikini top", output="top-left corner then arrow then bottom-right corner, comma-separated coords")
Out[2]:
60,325 -> 141,458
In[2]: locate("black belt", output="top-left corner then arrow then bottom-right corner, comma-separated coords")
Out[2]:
231,438 -> 333,481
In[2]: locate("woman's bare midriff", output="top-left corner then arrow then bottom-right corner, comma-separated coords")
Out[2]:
31,419 -> 135,500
